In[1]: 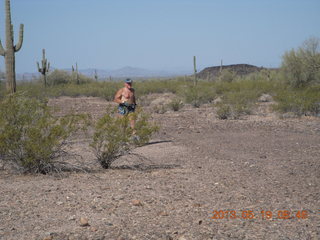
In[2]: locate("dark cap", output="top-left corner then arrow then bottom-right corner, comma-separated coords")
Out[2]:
125,78 -> 132,84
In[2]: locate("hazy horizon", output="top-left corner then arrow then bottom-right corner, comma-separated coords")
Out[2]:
0,0 -> 319,74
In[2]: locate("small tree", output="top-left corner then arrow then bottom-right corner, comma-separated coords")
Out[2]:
281,37 -> 320,88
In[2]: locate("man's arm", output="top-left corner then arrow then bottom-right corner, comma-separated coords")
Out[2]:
114,88 -> 123,104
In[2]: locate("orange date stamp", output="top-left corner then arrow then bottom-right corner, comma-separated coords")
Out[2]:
211,210 -> 309,220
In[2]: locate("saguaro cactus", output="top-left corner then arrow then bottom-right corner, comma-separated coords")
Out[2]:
0,0 -> 24,93
72,63 -> 79,84
37,49 -> 50,87
94,69 -> 98,81
193,56 -> 197,86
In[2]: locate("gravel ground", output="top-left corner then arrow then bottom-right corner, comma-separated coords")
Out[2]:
0,96 -> 319,240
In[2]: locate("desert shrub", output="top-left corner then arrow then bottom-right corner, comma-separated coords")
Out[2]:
0,79 -> 5,99
281,37 -> 320,88
218,69 -> 237,83
135,79 -> 183,95
90,107 -> 158,169
272,86 -> 320,116
215,102 -> 250,120
183,86 -> 201,107
216,103 -> 231,119
131,109 -> 159,146
47,69 -> 72,85
71,72 -> 93,85
216,88 -> 256,119
17,81 -> 121,100
0,94 -> 88,173
168,98 -> 184,111
46,69 -> 94,86
180,83 -> 216,107
153,104 -> 168,114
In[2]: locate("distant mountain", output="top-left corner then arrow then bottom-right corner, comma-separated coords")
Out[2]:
107,66 -> 172,78
16,66 -> 190,81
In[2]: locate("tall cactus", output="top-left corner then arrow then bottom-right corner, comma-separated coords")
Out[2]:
37,49 -> 50,87
94,69 -> 98,81
72,63 -> 79,84
0,0 -> 24,93
193,56 -> 197,86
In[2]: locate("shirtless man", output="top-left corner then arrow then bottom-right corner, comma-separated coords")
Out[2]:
114,78 -> 137,130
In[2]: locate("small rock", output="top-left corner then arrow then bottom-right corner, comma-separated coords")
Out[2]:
132,200 -> 143,206
258,94 -> 273,102
90,227 -> 98,232
68,215 -> 76,221
166,235 -> 174,240
157,211 -> 169,216
281,112 -> 297,119
43,237 -> 53,240
56,201 -> 63,206
178,236 -> 187,240
213,97 -> 222,105
79,217 -> 90,227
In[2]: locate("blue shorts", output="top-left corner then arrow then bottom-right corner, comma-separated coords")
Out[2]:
118,104 -> 135,115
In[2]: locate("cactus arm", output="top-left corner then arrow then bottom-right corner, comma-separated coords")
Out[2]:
47,62 -> 50,72
0,40 -> 5,56
14,24 -> 24,52
37,62 -> 41,72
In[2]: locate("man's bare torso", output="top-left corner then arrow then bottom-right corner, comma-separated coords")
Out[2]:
119,87 -> 135,104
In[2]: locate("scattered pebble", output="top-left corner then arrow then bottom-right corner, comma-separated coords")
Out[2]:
132,199 -> 143,206
79,217 -> 90,227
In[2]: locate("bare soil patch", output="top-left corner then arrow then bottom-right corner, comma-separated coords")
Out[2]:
1,96 -> 319,240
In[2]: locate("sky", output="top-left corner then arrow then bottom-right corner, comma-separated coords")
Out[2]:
0,0 -> 319,74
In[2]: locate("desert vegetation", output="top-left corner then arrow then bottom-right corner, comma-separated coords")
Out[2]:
0,37 -> 319,175
0,1 -> 319,239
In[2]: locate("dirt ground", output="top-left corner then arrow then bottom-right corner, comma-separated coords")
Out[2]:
0,96 -> 319,240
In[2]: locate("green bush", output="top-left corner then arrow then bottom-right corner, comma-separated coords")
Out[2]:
90,107 -> 158,169
153,104 -> 168,114
180,83 -> 216,107
17,81 -> 121,100
273,86 -> 320,116
131,109 -> 159,146
216,104 -> 231,119
281,37 -> 320,88
218,69 -> 236,83
47,69 -> 71,85
168,98 -> 184,111
0,94 -> 88,173
46,69 -> 94,86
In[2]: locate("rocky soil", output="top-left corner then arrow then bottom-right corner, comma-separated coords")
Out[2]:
0,96 -> 319,240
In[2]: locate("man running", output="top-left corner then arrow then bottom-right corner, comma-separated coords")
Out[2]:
114,78 -> 137,130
